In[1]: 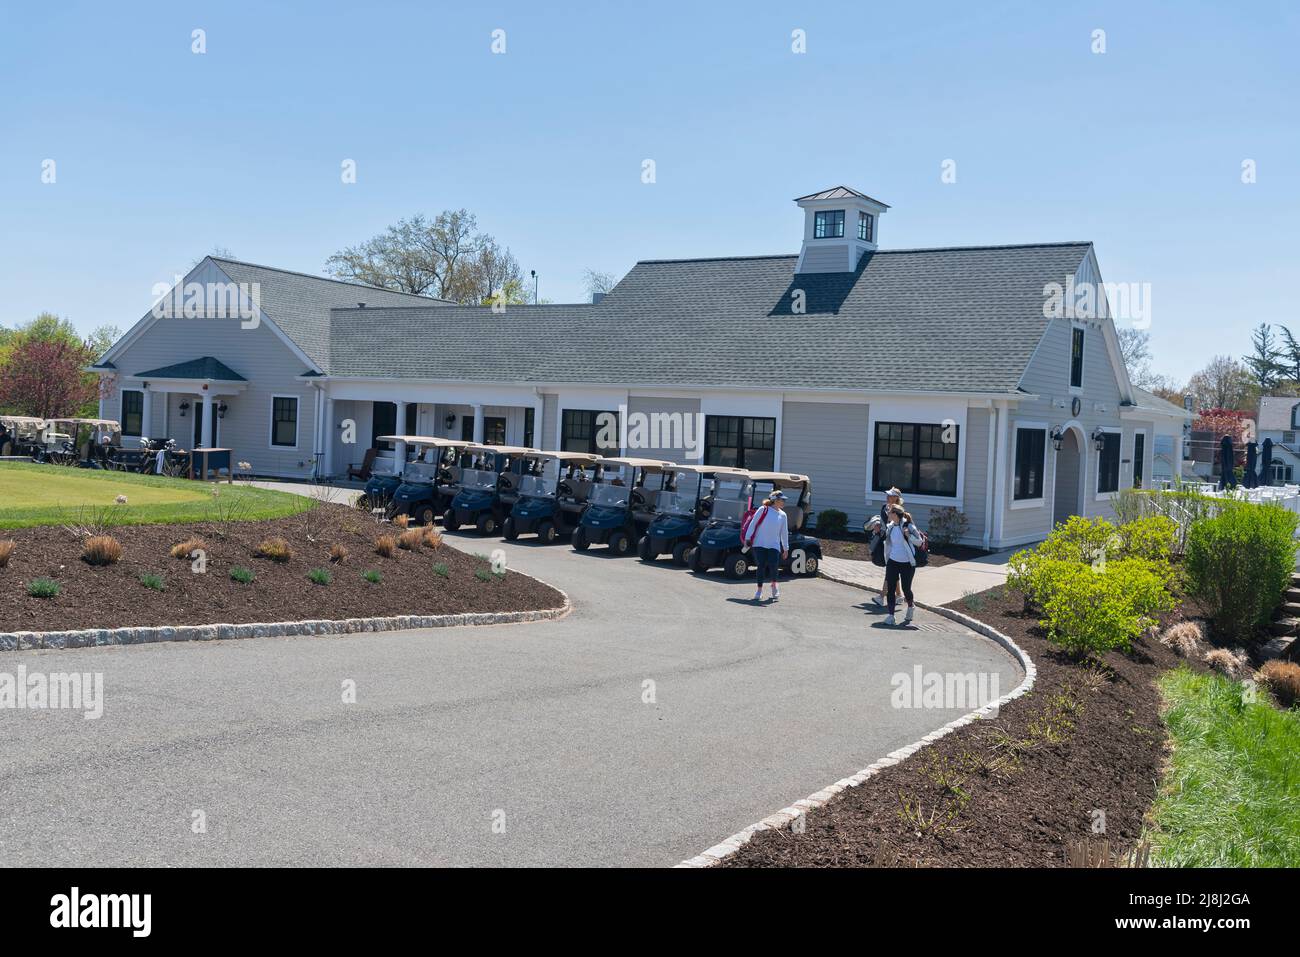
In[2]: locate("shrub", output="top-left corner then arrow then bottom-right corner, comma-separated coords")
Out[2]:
255,537 -> 293,562
1185,502 -> 1299,642
230,565 -> 255,584
1159,621 -> 1204,658
374,534 -> 397,558
474,568 -> 494,582
392,513 -> 410,529
26,577 -> 60,598
422,527 -> 443,550
307,567 -> 331,586
82,535 -> 123,566
927,507 -> 969,549
328,543 -> 348,564
1037,515 -> 1118,565
432,562 -> 449,578
1038,558 -> 1176,657
815,509 -> 848,535
1260,660 -> 1300,708
1114,515 -> 1177,566
139,572 -> 165,591
170,536 -> 207,560
361,569 -> 382,584
398,528 -> 424,551
0,539 -> 14,568
1204,647 -> 1250,679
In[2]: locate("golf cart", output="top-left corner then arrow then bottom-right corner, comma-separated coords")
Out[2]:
0,415 -> 47,459
687,472 -> 822,579
357,435 -> 433,514
443,445 -> 540,535
502,451 -> 601,543
637,465 -> 750,565
379,437 -> 473,524
571,457 -> 675,555
29,417 -> 122,467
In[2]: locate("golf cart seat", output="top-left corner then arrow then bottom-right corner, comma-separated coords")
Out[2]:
783,503 -> 805,531
348,448 -> 377,480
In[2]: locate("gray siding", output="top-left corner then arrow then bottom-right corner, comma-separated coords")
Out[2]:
780,400 -> 870,528
959,407 -> 990,545
626,395 -> 702,460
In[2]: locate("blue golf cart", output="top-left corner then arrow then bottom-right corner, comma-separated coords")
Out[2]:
637,465 -> 751,565
358,435 -> 441,516
687,472 -> 822,579
502,451 -> 601,543
387,437 -> 477,525
571,457 -> 676,555
443,444 -> 540,535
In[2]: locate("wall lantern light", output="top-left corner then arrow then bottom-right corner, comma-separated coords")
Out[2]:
178,401 -> 190,418
1091,427 -> 1107,452
1050,427 -> 1064,452
217,401 -> 229,419
444,414 -> 457,430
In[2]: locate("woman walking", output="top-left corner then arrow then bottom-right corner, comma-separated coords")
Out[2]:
872,487 -> 905,609
882,504 -> 923,626
745,490 -> 789,603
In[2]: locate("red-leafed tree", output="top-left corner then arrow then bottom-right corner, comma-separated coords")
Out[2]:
0,338 -> 98,418
1193,407 -> 1252,445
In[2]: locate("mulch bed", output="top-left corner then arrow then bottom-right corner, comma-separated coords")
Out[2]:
0,506 -> 564,631
817,529 -> 988,568
724,586 -> 1202,867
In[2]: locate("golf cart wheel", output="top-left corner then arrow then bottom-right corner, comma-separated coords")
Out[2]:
538,521 -> 557,545
671,541 -> 691,566
637,536 -> 655,562
502,517 -> 519,541
802,553 -> 820,577
572,527 -> 590,551
476,513 -> 497,536
443,509 -> 460,532
724,552 -> 749,579
686,547 -> 704,573
415,505 -> 436,527
608,531 -> 630,556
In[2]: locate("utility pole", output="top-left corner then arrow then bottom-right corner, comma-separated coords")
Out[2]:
530,269 -> 538,305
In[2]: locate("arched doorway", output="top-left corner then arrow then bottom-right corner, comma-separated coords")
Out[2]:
1053,425 -> 1085,525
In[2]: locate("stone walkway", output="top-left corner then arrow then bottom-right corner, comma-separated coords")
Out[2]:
820,551 -> 1012,606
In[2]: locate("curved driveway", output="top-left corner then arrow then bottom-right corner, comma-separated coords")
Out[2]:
0,532 -> 1021,867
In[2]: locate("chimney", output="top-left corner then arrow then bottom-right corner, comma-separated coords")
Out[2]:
591,292 -> 606,304
793,186 -> 889,274
357,302 -> 366,308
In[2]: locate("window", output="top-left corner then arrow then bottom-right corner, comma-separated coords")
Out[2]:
562,409 -> 619,454
121,389 -> 144,437
271,396 -> 298,447
704,416 -> 775,471
1070,327 -> 1085,389
813,210 -> 845,239
1272,460 -> 1293,484
372,402 -> 397,450
1013,428 -> 1046,500
858,211 -> 874,242
405,403 -> 418,435
1133,432 -> 1145,489
1097,431 -> 1120,494
523,407 -> 535,448
1285,431 -> 1296,445
872,422 -> 959,497
483,416 -> 506,445
460,415 -> 475,442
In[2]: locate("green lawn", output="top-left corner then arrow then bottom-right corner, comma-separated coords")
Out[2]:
1148,666 -> 1300,867
0,462 -> 312,528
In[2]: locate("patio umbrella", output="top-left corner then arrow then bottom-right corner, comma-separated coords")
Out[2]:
1244,442 -> 1258,488
1260,437 -> 1274,486
1219,435 -> 1235,489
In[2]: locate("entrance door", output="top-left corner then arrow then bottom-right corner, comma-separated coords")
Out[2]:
1052,429 -> 1082,525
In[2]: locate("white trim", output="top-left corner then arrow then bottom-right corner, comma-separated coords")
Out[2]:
120,388 -> 145,437
1093,424 -> 1121,501
864,400 -> 967,508
269,393 -> 302,450
1009,419 -> 1048,509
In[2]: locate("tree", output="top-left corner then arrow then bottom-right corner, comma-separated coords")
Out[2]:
86,324 -> 121,359
465,238 -> 524,306
1243,322 -> 1285,392
1186,355 -> 1256,413
583,269 -> 618,301
1117,328 -> 1152,385
1276,326 -> 1300,385
1143,373 -> 1187,405
0,338 -> 98,418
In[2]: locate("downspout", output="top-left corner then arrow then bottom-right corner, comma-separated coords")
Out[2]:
313,383 -> 324,480
990,400 -> 1011,550
983,403 -> 998,550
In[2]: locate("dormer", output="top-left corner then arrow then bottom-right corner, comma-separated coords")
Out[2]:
794,186 -> 890,274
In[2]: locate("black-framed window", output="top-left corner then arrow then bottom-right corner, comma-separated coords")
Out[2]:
1070,327 -> 1085,388
1097,431 -> 1120,494
1133,432 -> 1145,489
523,407 -> 535,448
483,416 -> 506,445
858,211 -> 874,242
562,409 -> 619,454
121,389 -> 143,437
813,210 -> 845,239
460,415 -> 475,442
1013,428 -> 1046,500
405,403 -> 418,435
704,415 -> 775,471
372,402 -> 396,450
272,396 -> 298,447
872,422 -> 959,497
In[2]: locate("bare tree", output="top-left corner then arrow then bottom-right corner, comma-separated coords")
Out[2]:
1117,328 -> 1153,386
1186,355 -> 1257,412
583,269 -> 618,301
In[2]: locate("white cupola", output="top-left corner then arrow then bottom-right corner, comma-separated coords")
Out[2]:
793,186 -> 889,274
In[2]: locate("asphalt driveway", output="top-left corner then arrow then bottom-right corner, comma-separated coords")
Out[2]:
0,531 -> 1022,867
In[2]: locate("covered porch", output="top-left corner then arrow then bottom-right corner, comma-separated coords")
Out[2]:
124,357 -> 248,450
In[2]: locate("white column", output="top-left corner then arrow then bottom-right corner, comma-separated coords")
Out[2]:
140,389 -> 153,439
201,392 -> 214,448
532,396 -> 545,450
322,396 -> 335,477
473,404 -> 485,444
395,400 -> 408,436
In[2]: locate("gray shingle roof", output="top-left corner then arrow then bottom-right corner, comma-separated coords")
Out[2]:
211,257 -> 448,370
326,242 -> 1093,393
134,356 -> 246,381
1258,396 -> 1300,431
794,185 -> 891,207
1131,387 -> 1190,418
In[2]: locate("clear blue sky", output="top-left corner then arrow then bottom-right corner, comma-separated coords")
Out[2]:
1,1 -> 1296,382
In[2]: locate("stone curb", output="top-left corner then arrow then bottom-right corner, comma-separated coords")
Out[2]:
674,574 -> 1035,869
0,586 -> 571,652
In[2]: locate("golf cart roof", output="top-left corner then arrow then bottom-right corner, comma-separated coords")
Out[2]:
376,434 -> 459,446
746,471 -> 811,485
531,450 -> 602,464
598,457 -> 677,470
41,417 -> 121,430
465,444 -> 539,457
672,464 -> 751,479
1,415 -> 48,427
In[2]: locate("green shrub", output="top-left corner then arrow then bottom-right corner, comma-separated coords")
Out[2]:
26,578 -> 60,598
138,572 -> 165,591
229,566 -> 254,584
474,569 -> 495,582
1037,515 -> 1117,565
1039,559 -> 1175,656
1115,515 -> 1177,565
815,509 -> 848,535
362,569 -> 382,584
1185,502 -> 1299,642
307,567 -> 332,586
432,563 -> 449,578
927,507 -> 969,549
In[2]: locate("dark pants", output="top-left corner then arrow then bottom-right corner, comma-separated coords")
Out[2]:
753,547 -> 780,585
884,559 -> 915,614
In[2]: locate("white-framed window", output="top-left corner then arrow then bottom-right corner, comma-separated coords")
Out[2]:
1284,431 -> 1296,445
121,389 -> 144,437
270,394 -> 299,448
1095,427 -> 1121,498
858,211 -> 874,242
1011,422 -> 1047,506
1069,323 -> 1086,391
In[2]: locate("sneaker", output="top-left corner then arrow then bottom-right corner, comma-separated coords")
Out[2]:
771,587 -> 780,601
754,590 -> 763,602
903,606 -> 914,624
883,614 -> 896,626
871,596 -> 885,607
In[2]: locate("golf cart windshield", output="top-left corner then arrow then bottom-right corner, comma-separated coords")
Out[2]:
710,479 -> 751,523
658,470 -> 702,515
589,484 -> 630,507
461,468 -> 498,490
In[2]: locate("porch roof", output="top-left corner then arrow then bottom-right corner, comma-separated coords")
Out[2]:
133,356 -> 247,382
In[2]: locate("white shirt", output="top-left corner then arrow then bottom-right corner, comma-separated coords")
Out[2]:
886,522 -> 919,564
747,505 -> 789,552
